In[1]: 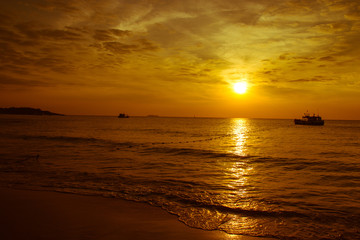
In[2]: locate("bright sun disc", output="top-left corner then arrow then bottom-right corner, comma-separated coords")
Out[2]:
234,82 -> 247,94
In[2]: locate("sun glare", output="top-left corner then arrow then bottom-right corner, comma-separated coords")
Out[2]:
233,82 -> 247,94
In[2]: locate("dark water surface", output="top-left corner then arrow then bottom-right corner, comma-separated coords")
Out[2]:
1,115 -> 359,239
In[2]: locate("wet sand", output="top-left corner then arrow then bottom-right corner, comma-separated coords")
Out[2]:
0,188 -> 274,240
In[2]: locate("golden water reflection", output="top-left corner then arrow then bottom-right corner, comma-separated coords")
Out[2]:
225,119 -> 253,194
222,119 -> 259,234
231,118 -> 249,157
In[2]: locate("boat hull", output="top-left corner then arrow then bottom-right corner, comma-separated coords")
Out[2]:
294,119 -> 324,126
118,113 -> 129,118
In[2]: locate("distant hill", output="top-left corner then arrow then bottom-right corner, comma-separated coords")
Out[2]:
0,107 -> 64,116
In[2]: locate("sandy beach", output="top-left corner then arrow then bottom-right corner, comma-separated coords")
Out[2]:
0,188 -> 274,240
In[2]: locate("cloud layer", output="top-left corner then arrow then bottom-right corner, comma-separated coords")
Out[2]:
0,0 -> 359,118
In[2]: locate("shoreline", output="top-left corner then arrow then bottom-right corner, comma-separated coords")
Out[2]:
0,187 -> 274,240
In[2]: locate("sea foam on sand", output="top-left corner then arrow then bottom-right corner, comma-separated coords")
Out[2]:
0,188 -> 274,240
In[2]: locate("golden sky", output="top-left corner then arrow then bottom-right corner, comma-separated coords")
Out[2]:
0,0 -> 359,119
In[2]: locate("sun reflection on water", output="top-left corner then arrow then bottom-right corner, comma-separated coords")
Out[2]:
224,119 -> 254,196
220,119 -> 260,235
231,118 -> 249,157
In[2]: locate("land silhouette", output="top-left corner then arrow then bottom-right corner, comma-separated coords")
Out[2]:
0,107 -> 64,116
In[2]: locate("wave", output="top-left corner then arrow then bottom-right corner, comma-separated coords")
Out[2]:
132,128 -> 189,136
7,134 -> 143,149
12,133 -> 247,160
145,191 -> 310,219
8,133 -> 229,148
6,133 -> 358,174
143,146 -> 249,159
10,133 -> 357,170
2,158 -> 359,240
8,134 -> 108,144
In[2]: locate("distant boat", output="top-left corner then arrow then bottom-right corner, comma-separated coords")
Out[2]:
294,112 -> 324,126
118,113 -> 129,118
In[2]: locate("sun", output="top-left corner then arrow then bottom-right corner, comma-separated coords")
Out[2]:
233,82 -> 247,94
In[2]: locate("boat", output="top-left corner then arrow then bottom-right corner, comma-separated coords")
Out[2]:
118,113 -> 129,118
294,112 -> 324,125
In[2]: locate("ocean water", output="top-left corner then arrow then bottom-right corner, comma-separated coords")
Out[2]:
0,115 -> 359,239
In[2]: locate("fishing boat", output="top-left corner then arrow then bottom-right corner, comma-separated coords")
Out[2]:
118,113 -> 129,118
294,112 -> 324,126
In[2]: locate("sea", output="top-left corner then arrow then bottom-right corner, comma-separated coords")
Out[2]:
0,115 -> 359,240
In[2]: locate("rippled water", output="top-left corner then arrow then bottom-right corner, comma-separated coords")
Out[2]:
0,115 -> 359,239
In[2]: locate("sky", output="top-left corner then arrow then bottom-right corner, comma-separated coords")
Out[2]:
0,0 -> 359,119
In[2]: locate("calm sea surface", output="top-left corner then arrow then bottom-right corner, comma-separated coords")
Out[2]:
0,115 -> 359,239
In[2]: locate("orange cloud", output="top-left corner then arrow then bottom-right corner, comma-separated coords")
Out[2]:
0,0 -> 359,119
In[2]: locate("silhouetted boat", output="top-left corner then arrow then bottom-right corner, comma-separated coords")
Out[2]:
118,113 -> 129,118
294,112 -> 324,126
